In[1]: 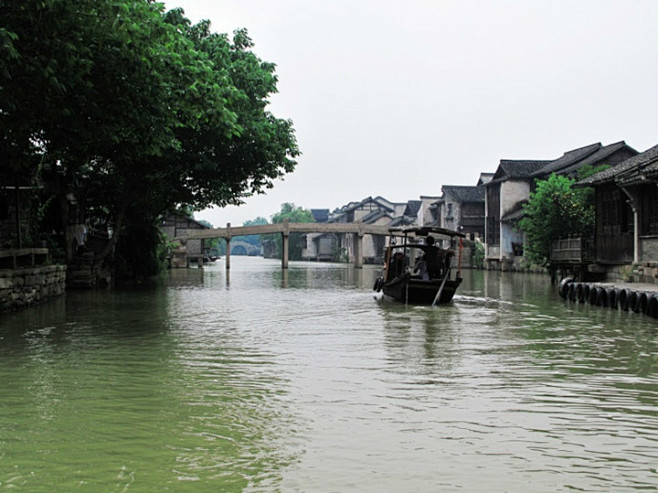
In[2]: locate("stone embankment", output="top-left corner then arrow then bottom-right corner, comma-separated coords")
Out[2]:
0,265 -> 67,312
559,277 -> 658,318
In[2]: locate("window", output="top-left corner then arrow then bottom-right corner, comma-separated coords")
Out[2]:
640,184 -> 658,235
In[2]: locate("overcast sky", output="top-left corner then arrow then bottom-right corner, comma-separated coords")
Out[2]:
164,0 -> 658,227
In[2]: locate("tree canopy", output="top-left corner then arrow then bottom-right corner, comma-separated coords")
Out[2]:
266,203 -> 314,260
518,166 -> 604,268
271,203 -> 314,225
0,0 -> 298,277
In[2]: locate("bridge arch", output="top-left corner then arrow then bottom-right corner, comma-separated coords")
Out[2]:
229,241 -> 260,256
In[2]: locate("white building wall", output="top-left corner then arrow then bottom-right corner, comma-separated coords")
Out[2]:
500,180 -> 530,217
441,191 -> 463,233
419,197 -> 439,226
499,180 -> 530,258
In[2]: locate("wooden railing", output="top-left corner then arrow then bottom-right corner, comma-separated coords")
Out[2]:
550,237 -> 593,263
0,248 -> 49,269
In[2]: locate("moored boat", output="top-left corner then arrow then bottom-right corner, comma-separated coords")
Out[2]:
373,226 -> 465,305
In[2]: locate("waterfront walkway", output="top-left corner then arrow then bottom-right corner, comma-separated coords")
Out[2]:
602,281 -> 658,293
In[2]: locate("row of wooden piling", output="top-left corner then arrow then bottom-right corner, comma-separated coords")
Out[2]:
559,277 -> 658,318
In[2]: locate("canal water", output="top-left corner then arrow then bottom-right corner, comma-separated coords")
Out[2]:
1,257 -> 657,492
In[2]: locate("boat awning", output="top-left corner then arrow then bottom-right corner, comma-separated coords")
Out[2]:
388,226 -> 466,238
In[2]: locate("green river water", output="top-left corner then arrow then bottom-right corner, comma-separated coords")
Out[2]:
1,257 -> 657,492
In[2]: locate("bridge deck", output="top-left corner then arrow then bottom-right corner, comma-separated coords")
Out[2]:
175,222 -> 393,270
178,222 -> 392,240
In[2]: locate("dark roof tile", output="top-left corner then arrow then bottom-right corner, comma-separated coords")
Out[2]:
488,160 -> 550,184
361,210 -> 391,224
442,185 -> 485,202
556,141 -> 635,177
477,173 -> 494,186
532,142 -> 601,177
577,143 -> 658,186
310,209 -> 330,222
404,200 -> 422,217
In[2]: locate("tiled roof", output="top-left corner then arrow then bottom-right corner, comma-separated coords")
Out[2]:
488,160 -> 550,184
389,215 -> 416,227
442,185 -> 485,202
532,142 -> 601,177
501,207 -> 525,222
404,200 -> 422,217
339,196 -> 395,214
477,173 -> 494,186
360,210 -> 391,224
310,209 -> 329,223
577,143 -> 658,186
556,141 -> 635,177
168,212 -> 209,229
614,145 -> 658,186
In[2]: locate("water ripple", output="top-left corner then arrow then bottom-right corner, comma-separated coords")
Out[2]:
1,263 -> 658,491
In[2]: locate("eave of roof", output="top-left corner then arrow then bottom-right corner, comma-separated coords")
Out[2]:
501,208 -> 525,222
487,160 -> 550,185
442,185 -> 485,202
555,141 -> 633,177
531,142 -> 601,178
576,143 -> 658,187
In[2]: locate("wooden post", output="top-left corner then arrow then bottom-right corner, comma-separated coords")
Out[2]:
281,219 -> 290,269
225,222 -> 231,270
354,232 -> 363,269
282,233 -> 289,269
620,186 -> 639,264
14,185 -> 22,249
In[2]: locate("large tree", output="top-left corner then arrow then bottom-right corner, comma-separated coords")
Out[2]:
0,1 -> 298,278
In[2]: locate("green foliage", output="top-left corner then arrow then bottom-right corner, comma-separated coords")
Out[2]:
271,203 -> 314,224
471,240 -> 485,268
333,247 -> 349,263
235,217 -> 268,248
267,203 -> 314,260
243,217 -> 268,227
0,1 -> 299,279
115,214 -> 167,280
519,172 -> 597,267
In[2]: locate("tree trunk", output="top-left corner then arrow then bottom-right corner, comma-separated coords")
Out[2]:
96,201 -> 127,263
59,192 -> 73,264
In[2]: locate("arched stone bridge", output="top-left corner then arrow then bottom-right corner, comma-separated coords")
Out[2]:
228,241 -> 260,256
177,220 -> 391,269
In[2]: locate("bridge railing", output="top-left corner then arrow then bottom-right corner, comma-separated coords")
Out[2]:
177,221 -> 392,240
175,221 -> 392,269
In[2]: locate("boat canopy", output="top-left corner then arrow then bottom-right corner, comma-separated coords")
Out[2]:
387,226 -> 466,239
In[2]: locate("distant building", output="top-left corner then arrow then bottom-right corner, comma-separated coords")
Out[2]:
419,195 -> 441,226
302,196 -> 422,264
484,159 -> 548,266
435,185 -> 486,239
160,212 -> 208,268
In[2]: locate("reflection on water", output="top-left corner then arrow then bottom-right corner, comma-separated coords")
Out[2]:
1,257 -> 658,491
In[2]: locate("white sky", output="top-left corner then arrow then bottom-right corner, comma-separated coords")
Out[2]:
164,0 -> 658,227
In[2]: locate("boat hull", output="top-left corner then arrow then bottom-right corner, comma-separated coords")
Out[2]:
381,276 -> 462,305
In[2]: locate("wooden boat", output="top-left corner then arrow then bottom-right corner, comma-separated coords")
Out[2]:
373,226 -> 465,305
